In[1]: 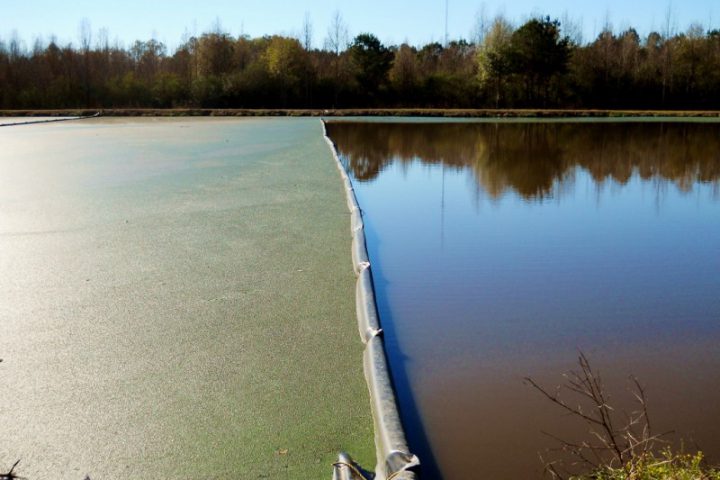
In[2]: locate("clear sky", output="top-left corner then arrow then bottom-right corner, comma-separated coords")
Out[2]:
2,0 -> 718,51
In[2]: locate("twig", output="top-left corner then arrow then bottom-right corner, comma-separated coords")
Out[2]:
0,460 -> 25,480
526,351 -> 666,477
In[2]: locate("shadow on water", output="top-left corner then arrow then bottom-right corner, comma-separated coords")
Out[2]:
363,220 -> 444,480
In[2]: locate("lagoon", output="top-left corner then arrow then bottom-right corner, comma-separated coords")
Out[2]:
328,119 -> 720,479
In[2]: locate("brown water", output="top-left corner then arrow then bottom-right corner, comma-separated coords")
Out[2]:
327,120 -> 720,480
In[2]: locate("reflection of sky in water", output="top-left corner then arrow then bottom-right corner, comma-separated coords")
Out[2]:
359,161 -> 720,363
330,121 -> 720,480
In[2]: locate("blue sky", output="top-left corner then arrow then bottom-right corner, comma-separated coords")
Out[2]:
2,0 -> 718,50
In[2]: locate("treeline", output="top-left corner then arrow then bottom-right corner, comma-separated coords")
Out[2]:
2,15 -> 720,110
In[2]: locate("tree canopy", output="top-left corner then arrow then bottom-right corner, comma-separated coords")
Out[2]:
349,33 -> 393,97
506,17 -> 570,104
2,15 -> 720,109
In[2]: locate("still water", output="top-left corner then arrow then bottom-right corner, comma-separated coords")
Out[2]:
327,120 -> 720,480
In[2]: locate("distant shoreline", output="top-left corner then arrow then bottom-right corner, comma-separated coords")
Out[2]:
2,108 -> 720,118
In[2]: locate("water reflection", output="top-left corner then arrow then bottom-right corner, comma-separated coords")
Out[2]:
327,121 -> 720,199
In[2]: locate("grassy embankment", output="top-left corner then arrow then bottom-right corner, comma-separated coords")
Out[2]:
577,452 -> 720,480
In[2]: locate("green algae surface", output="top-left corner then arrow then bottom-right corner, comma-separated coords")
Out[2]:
0,117 -> 373,479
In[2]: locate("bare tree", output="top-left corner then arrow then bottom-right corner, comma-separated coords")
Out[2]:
471,3 -> 488,45
301,12 -> 313,51
211,17 -> 223,36
663,2 -> 678,39
8,31 -> 22,60
324,10 -> 349,107
561,12 -> 583,46
325,10 -> 348,55
78,18 -> 92,53
78,19 -> 92,106
661,2 -> 677,103
525,352 -> 671,480
96,27 -> 109,52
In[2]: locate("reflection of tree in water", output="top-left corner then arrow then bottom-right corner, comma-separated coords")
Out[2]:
327,121 -> 720,199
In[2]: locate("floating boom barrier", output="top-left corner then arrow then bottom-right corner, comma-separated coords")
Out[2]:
322,120 -> 420,480
0,111 -> 101,127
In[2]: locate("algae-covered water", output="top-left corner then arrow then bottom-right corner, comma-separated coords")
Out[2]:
328,120 -> 720,480
0,118 -> 373,479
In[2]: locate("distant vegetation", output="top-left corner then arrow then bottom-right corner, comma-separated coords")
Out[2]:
2,14 -> 720,110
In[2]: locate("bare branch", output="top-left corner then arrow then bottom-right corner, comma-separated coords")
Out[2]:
1,460 -> 25,480
526,351 -> 670,477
